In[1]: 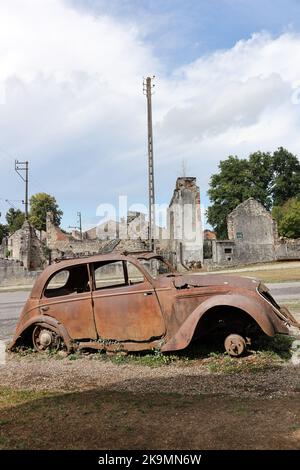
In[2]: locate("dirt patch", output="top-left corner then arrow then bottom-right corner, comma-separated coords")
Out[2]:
0,387 -> 300,450
1,272 -> 299,450
1,339 -> 299,450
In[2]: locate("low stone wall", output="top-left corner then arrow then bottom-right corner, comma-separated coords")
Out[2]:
0,259 -> 41,287
275,239 -> 300,260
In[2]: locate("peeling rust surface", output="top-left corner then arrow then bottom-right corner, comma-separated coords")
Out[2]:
9,253 -> 299,354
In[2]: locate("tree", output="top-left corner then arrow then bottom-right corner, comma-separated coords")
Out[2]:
207,148 -> 300,238
272,147 -> 300,206
0,224 -> 9,244
29,193 -> 63,232
272,198 -> 300,239
5,208 -> 25,234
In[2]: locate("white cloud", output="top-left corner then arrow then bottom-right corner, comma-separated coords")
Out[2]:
0,2 -> 300,228
155,32 -> 300,197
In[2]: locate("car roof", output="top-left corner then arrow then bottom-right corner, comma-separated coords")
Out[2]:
30,252 -> 158,298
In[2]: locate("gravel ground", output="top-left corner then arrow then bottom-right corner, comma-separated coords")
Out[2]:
1,354 -> 300,399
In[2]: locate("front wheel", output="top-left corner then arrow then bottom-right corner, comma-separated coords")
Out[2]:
32,325 -> 62,352
224,333 -> 247,357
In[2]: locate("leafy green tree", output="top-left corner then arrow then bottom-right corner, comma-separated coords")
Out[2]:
272,198 -> 300,238
248,151 -> 273,210
207,148 -> 300,238
5,208 -> 25,234
0,224 -> 9,244
29,193 -> 63,232
272,147 -> 300,206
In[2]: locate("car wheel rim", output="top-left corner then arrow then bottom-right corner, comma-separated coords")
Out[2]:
32,326 -> 61,352
224,334 -> 246,357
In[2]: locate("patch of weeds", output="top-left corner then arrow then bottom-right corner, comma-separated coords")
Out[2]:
289,424 -> 300,431
252,334 -> 294,360
0,420 -> 10,426
0,387 -> 54,410
131,350 -> 179,367
67,352 -> 81,361
13,346 -> 36,357
110,352 -> 128,365
204,348 -> 283,374
0,435 -> 10,448
44,349 -> 65,360
231,403 -> 249,415
105,349 -> 179,367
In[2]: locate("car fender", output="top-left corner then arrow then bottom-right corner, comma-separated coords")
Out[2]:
161,293 -> 276,352
8,315 -> 73,352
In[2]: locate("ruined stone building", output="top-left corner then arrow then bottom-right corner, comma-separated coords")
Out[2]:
1,182 -> 299,278
0,177 -> 204,274
204,198 -> 300,266
1,219 -> 45,270
167,177 -> 203,269
46,212 -> 150,260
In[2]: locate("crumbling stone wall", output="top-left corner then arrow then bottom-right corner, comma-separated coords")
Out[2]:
167,177 -> 203,270
46,212 -> 150,259
0,259 -> 41,287
226,198 -> 278,264
275,238 -> 300,260
227,198 -> 278,244
4,220 -> 45,270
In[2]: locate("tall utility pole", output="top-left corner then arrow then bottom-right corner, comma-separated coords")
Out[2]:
78,211 -> 82,241
69,211 -> 82,240
143,76 -> 156,252
15,160 -> 29,219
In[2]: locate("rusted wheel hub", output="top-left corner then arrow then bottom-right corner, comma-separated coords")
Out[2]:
224,334 -> 246,357
32,326 -> 61,352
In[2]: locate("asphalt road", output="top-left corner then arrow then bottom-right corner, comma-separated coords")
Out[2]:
0,283 -> 299,342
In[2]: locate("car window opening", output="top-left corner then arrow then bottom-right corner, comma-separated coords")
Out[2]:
92,260 -> 145,290
44,265 -> 90,298
138,257 -> 175,279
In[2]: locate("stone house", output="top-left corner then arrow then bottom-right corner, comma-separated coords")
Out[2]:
205,198 -> 300,266
1,220 -> 45,270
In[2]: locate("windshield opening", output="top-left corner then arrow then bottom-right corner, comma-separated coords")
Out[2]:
138,257 -> 176,279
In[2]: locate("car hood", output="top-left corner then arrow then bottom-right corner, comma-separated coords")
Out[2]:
173,273 -> 260,292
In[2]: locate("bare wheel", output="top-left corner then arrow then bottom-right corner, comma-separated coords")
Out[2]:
224,334 -> 246,357
32,326 -> 61,352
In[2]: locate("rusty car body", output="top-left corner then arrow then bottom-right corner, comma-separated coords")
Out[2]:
9,252 -> 300,357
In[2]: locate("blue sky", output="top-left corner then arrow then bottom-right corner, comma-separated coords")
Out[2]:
68,0 -> 300,66
1,0 -> 300,230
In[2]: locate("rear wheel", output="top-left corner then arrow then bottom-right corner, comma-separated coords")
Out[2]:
32,325 -> 61,352
224,333 -> 247,357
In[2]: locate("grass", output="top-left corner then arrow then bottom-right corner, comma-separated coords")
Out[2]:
0,387 -> 54,410
229,267 -> 300,283
0,387 -> 300,449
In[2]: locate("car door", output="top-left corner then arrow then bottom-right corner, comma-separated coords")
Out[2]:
40,263 -> 97,340
91,260 -> 165,342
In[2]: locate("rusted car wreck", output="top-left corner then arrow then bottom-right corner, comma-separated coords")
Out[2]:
9,252 -> 300,357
